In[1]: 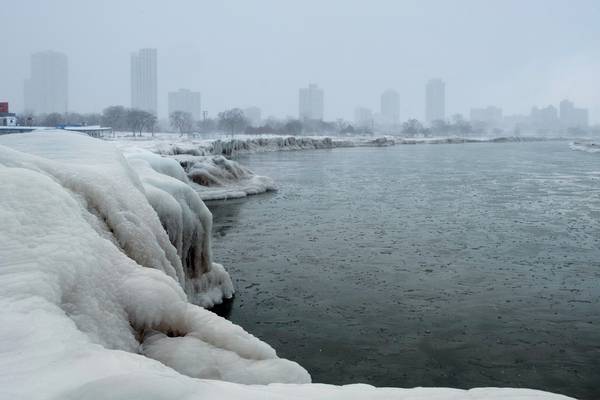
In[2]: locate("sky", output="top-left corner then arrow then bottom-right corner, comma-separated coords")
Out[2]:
1,0 -> 599,122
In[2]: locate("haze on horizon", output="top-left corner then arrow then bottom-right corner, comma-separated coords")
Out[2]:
1,0 -> 599,122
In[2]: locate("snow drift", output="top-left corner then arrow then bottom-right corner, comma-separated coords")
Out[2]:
0,131 -> 572,399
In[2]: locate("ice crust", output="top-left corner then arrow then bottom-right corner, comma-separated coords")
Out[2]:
0,130 -> 573,399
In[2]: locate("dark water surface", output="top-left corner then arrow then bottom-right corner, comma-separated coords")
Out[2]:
207,142 -> 600,399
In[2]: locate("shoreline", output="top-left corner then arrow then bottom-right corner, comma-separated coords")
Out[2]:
114,134 -> 587,202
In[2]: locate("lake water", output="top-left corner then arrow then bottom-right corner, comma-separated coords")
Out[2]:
207,141 -> 600,399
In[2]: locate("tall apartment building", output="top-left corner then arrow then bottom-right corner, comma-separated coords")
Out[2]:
380,89 -> 400,124
299,84 -> 324,120
425,79 -> 445,123
131,48 -> 158,115
23,51 -> 68,114
559,99 -> 589,128
168,89 -> 202,120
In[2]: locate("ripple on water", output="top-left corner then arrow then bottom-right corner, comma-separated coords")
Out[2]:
208,142 -> 600,400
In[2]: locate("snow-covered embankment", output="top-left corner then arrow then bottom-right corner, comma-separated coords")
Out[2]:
0,131 -> 572,399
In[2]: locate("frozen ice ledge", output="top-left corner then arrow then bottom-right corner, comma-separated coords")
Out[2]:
116,133 -> 553,158
0,131 -> 572,399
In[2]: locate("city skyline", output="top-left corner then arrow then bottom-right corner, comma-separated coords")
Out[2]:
9,48 -> 594,126
1,0 -> 599,123
9,48 -> 595,132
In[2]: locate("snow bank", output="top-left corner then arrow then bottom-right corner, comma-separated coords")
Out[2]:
0,131 -> 573,399
0,130 -> 309,386
570,141 -> 600,153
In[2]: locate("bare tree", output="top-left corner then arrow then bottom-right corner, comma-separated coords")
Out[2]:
143,112 -> 157,136
197,117 -> 216,133
102,106 -> 128,131
401,119 -> 426,136
170,111 -> 194,135
126,108 -> 155,136
42,113 -> 64,127
218,108 -> 247,138
18,112 -> 36,126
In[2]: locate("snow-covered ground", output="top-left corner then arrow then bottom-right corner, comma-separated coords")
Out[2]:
0,130 -> 573,399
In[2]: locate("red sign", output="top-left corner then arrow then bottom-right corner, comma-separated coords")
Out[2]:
0,102 -> 8,113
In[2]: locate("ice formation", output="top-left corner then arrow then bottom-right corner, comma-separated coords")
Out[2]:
115,132 -> 551,159
113,133 -> 554,201
0,130 -> 573,399
570,141 -> 600,153
0,131 -> 309,388
173,154 -> 276,200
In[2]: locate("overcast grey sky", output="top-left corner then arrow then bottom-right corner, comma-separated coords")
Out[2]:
2,0 -> 599,121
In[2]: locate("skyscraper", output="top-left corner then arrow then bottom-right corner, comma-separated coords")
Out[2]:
131,48 -> 158,115
168,89 -> 201,120
23,51 -> 68,114
354,107 -> 373,128
425,79 -> 445,123
299,84 -> 324,120
380,89 -> 400,124
470,106 -> 503,126
559,99 -> 589,129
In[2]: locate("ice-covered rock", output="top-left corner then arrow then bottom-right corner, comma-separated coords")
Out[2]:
124,152 -> 234,305
174,154 -> 276,200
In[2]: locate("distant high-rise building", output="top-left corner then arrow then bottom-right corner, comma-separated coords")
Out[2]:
354,107 -> 373,128
380,89 -> 400,124
530,105 -> 558,130
131,48 -> 158,115
425,79 -> 445,123
168,89 -> 201,120
470,106 -> 503,126
299,84 -> 324,120
559,99 -> 588,129
23,51 -> 68,114
243,106 -> 262,127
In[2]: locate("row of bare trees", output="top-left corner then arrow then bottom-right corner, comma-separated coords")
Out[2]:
101,106 -> 157,136
169,108 -> 353,137
169,108 -> 248,137
18,106 -> 157,136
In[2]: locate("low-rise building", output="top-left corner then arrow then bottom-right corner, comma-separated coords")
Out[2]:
0,102 -> 17,126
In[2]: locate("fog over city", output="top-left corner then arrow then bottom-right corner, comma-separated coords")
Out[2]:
2,0 -> 600,122
4,2 -> 600,400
